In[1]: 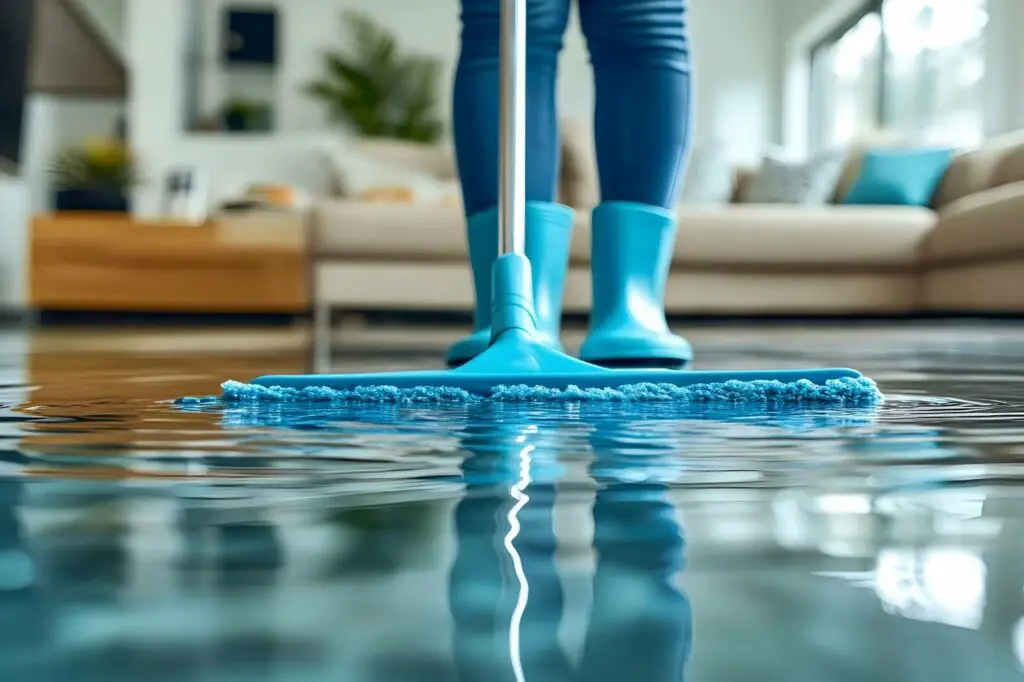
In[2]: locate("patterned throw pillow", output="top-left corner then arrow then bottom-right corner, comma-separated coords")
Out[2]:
743,150 -> 848,204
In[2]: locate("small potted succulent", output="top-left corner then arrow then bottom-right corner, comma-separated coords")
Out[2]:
49,137 -> 138,212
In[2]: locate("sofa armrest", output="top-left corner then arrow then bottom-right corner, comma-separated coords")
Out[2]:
924,180 -> 1024,266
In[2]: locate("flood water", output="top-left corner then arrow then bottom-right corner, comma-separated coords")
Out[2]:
2,322 -> 1024,681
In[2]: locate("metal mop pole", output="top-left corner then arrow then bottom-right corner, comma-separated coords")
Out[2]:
498,0 -> 526,257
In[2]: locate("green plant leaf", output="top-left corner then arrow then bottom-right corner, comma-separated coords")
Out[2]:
49,143 -> 138,189
303,10 -> 443,142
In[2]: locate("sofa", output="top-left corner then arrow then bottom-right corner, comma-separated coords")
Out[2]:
309,125 -> 1024,336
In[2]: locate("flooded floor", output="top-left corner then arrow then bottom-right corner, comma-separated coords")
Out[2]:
3,320 -> 1024,681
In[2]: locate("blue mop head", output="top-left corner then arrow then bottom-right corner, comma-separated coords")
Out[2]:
176,385 -> 881,439
197,373 -> 881,407
213,316 -> 883,407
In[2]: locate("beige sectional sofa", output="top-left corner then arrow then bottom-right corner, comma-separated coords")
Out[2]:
310,127 -> 1024,335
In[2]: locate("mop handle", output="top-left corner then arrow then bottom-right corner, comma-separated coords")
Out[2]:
498,0 -> 526,256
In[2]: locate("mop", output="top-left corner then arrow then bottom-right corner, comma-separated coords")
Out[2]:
227,0 -> 882,406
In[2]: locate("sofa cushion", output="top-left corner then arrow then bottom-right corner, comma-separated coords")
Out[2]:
315,200 -> 934,272
678,206 -> 935,270
559,118 -> 599,209
923,181 -> 1024,266
314,200 -> 465,259
572,205 -> 935,271
990,143 -> 1024,189
931,129 -> 1024,209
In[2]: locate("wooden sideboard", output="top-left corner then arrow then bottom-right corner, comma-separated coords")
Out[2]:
29,211 -> 309,313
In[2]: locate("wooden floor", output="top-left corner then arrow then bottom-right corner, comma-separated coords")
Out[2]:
24,317 -> 1024,363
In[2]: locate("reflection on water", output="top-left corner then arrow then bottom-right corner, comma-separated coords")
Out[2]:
449,407 -> 692,682
2,325 -> 1024,679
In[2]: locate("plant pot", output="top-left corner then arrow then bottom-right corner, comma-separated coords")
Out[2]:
54,187 -> 130,213
224,111 -> 248,131
248,105 -> 272,132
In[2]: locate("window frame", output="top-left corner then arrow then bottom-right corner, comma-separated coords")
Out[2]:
807,0 -> 887,152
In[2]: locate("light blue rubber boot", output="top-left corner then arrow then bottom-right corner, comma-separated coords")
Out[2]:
447,201 -> 575,367
580,201 -> 692,369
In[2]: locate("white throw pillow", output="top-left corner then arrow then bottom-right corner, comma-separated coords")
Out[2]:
744,148 -> 848,204
321,139 -> 459,205
352,138 -> 457,179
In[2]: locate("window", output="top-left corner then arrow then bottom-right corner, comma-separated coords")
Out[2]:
809,0 -> 987,153
810,11 -> 883,151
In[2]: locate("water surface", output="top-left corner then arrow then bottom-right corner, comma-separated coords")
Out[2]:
3,323 -> 1024,681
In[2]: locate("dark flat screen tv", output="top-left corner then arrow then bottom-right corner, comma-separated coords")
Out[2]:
0,0 -> 34,173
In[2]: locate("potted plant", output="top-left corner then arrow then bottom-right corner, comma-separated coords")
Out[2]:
304,10 -> 443,143
49,137 -> 137,212
221,99 -> 273,132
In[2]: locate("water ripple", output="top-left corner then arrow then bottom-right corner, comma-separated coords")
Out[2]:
1,338 -> 1022,501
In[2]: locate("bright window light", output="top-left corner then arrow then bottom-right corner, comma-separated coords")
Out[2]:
883,0 -> 987,56
833,13 -> 882,78
810,0 -> 987,151
1013,617 -> 1024,669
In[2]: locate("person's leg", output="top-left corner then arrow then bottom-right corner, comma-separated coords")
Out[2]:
448,0 -> 575,367
579,420 -> 692,682
578,0 -> 693,368
578,481 -> 693,681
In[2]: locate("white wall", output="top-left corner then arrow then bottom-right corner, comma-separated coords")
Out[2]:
0,178 -> 28,310
190,0 -> 779,147
690,0 -> 780,163
72,0 -> 126,57
128,0 -> 782,216
981,0 -> 1024,137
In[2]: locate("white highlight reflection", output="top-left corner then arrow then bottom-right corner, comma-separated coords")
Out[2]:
503,444 -> 534,682
1012,617 -> 1024,669
816,493 -> 872,515
874,547 -> 985,629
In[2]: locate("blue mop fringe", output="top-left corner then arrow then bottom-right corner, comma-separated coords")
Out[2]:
181,376 -> 883,406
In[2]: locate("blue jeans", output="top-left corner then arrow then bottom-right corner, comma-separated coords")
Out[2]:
453,0 -> 692,217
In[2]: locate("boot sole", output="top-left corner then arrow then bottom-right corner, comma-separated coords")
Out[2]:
590,357 -> 692,370
451,356 -> 691,370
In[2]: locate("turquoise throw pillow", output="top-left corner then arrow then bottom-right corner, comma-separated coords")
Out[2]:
843,148 -> 954,206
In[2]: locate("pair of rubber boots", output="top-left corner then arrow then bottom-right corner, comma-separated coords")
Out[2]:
447,200 -> 692,369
